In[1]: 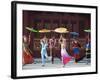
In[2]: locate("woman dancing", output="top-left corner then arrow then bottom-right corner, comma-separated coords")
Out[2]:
22,35 -> 33,65
59,35 -> 72,67
40,36 -> 49,67
72,38 -> 81,63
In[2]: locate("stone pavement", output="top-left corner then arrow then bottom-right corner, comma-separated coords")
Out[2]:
22,57 -> 91,70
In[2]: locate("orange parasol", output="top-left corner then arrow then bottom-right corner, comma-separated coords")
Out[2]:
39,29 -> 51,33
54,27 -> 69,33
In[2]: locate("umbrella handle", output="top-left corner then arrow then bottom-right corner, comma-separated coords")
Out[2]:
28,32 -> 31,45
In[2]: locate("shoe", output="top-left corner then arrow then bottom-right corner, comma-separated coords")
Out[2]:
62,65 -> 65,67
42,65 -> 45,67
74,62 -> 77,64
34,62 -> 36,64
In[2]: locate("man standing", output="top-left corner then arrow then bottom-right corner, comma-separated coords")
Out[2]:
49,36 -> 56,64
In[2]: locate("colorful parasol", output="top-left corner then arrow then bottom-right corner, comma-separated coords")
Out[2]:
39,29 -> 51,33
54,27 -> 69,33
70,32 -> 79,39
26,27 -> 38,32
84,29 -> 91,33
70,32 -> 79,36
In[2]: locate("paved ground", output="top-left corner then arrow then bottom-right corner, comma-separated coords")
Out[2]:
22,57 -> 91,70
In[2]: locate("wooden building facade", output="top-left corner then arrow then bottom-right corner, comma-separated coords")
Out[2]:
23,10 -> 91,58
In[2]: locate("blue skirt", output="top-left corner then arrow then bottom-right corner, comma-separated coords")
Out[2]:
73,47 -> 79,54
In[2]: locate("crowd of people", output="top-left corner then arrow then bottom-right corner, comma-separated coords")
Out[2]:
22,34 -> 91,67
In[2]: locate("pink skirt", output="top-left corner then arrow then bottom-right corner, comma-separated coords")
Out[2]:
61,49 -> 71,65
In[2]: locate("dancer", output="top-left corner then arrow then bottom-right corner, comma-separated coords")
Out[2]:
22,35 -> 33,65
40,36 -> 49,67
71,38 -> 81,63
49,36 -> 56,64
85,35 -> 91,64
59,35 -> 72,67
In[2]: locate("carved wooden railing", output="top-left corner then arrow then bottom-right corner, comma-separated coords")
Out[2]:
33,38 -> 86,51
32,38 -> 86,58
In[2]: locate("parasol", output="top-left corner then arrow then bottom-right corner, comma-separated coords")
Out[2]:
39,29 -> 51,33
54,27 -> 69,33
26,27 -> 38,33
70,32 -> 79,38
84,29 -> 91,33
84,29 -> 91,40
70,32 -> 79,36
